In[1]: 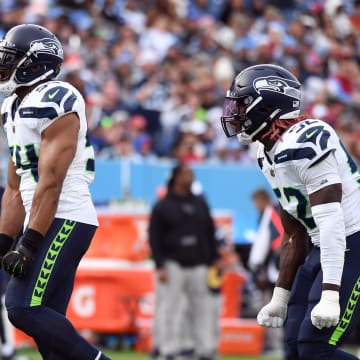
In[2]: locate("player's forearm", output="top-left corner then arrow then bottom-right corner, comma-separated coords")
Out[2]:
28,180 -> 62,236
0,185 -> 25,238
276,233 -> 308,290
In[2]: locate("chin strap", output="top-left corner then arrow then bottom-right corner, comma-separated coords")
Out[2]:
238,109 -> 282,144
0,68 -> 55,96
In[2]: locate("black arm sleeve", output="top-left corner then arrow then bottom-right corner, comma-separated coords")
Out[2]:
148,204 -> 166,269
199,195 -> 220,265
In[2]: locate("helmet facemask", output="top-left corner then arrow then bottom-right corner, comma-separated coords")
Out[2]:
221,94 -> 253,137
0,43 -> 25,96
0,37 -> 62,96
0,45 -> 23,81
221,93 -> 275,145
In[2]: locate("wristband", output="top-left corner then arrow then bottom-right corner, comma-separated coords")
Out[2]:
0,233 -> 14,255
20,228 -> 44,253
272,287 -> 291,304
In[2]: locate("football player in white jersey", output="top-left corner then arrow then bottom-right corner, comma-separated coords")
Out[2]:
221,64 -> 360,360
0,24 -> 110,360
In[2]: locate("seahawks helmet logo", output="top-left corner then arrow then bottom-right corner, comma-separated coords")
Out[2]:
253,76 -> 301,99
30,38 -> 63,59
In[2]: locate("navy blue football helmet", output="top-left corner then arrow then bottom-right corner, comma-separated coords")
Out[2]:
221,64 -> 301,144
0,24 -> 63,96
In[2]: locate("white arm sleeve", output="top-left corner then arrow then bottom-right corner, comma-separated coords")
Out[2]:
311,202 -> 345,285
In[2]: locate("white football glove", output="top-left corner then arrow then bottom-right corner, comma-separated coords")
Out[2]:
311,290 -> 340,330
257,287 -> 290,328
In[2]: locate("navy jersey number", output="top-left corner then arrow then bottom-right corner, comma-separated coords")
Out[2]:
274,187 -> 316,231
10,144 -> 39,182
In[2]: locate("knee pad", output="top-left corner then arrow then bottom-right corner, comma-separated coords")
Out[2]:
298,341 -> 335,360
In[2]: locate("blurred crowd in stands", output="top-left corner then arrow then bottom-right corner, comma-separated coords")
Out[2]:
2,0 -> 360,164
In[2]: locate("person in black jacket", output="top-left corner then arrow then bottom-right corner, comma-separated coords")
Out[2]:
149,162 -> 220,360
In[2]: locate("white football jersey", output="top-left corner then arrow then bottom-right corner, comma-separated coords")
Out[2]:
257,118 -> 360,246
1,80 -> 98,226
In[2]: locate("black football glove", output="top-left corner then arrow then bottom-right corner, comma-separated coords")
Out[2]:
0,233 -> 14,267
3,228 -> 43,279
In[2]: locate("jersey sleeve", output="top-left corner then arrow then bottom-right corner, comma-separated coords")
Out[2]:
256,143 -> 265,170
298,151 -> 342,194
1,95 -> 18,149
291,122 -> 341,194
1,94 -> 16,130
31,82 -> 84,133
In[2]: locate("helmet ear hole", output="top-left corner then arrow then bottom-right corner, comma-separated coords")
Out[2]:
258,105 -> 274,113
31,64 -> 41,73
54,63 -> 61,77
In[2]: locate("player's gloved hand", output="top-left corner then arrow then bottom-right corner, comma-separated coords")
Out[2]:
0,233 -> 14,266
3,228 -> 44,279
311,290 -> 340,330
257,287 -> 290,328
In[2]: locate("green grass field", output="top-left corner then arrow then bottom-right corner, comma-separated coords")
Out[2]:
17,347 -> 359,360
17,348 -> 281,360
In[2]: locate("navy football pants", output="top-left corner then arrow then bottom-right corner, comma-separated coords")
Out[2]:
5,218 -> 110,360
284,231 -> 360,360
